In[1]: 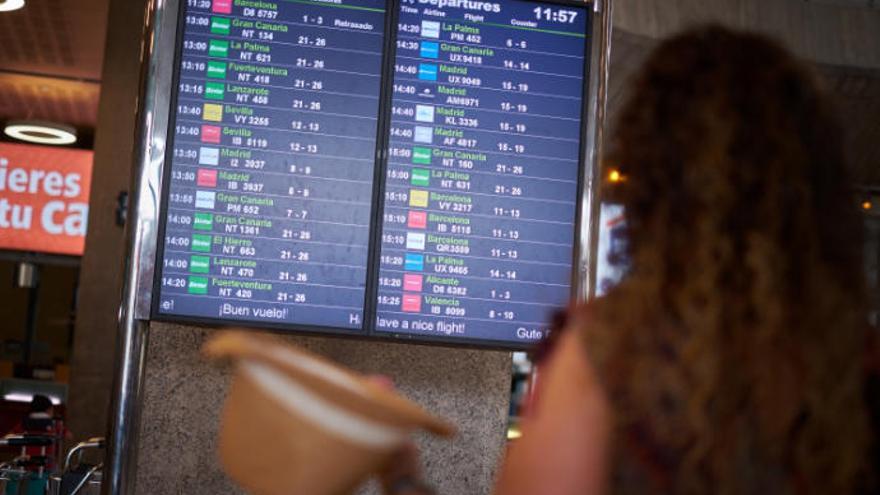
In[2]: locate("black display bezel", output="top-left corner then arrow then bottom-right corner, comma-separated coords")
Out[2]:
150,0 -> 595,351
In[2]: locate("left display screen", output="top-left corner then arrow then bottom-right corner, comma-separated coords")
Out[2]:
154,0 -> 388,330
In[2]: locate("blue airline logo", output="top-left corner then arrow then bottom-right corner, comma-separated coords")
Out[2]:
420,42 -> 439,59
404,253 -> 425,271
418,64 -> 438,81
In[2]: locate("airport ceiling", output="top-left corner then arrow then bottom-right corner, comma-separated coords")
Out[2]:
0,0 -> 108,148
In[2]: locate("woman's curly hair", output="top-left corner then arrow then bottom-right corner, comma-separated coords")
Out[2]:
580,26 -> 872,494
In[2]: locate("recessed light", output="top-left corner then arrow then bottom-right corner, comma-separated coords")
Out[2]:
3,393 -> 61,405
0,0 -> 25,12
4,120 -> 77,145
607,169 -> 626,183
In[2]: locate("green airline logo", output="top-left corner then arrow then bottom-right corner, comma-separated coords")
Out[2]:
412,147 -> 432,165
206,61 -> 227,79
204,82 -> 225,101
187,276 -> 209,295
208,39 -> 229,58
193,212 -> 214,230
411,168 -> 430,187
211,17 -> 231,36
191,234 -> 212,253
190,255 -> 211,274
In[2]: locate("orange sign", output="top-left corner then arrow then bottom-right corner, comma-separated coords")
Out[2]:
0,143 -> 93,256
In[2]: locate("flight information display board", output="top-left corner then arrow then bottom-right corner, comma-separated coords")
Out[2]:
153,0 -> 593,349
156,0 -> 387,330
375,0 -> 588,344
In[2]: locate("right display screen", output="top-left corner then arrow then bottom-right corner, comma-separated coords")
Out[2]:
375,0 -> 590,345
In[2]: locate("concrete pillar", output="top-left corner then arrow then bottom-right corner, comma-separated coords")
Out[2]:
134,324 -> 511,494
67,0 -> 149,440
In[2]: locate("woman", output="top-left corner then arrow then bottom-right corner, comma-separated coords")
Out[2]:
385,26 -> 876,495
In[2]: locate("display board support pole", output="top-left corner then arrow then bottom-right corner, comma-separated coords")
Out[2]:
104,320 -> 149,495
104,0 -> 180,492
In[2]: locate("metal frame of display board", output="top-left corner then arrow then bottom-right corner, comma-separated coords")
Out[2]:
104,0 -> 613,492
147,0 -> 607,350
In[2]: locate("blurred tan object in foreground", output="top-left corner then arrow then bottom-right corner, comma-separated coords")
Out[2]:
204,331 -> 455,495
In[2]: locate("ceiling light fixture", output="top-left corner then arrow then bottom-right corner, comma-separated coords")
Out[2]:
4,120 -> 77,145
0,0 -> 25,12
3,393 -> 61,405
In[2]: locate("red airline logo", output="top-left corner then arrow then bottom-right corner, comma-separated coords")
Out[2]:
201,125 -> 222,144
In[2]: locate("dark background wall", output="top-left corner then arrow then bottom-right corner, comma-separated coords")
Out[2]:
0,261 -> 77,365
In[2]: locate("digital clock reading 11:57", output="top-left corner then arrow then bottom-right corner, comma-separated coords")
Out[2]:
534,6 -> 579,23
